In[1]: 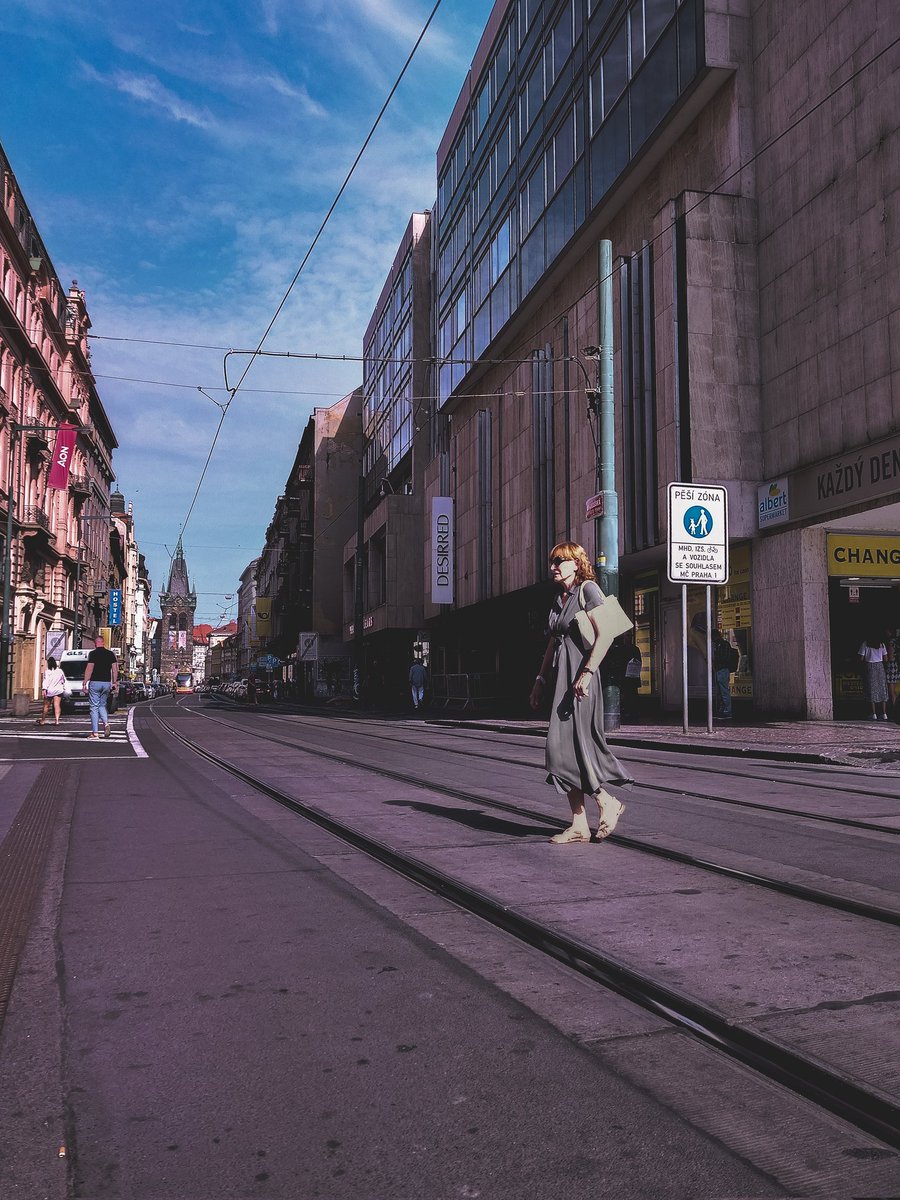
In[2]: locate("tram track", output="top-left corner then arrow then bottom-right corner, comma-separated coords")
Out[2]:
212,700 -> 900,837
149,700 -> 900,1153
157,700 -> 900,923
234,705 -> 900,830
267,701 -> 900,798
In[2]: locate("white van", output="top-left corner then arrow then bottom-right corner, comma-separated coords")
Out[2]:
59,649 -> 120,713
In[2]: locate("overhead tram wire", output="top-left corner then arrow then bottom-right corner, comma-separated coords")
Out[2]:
173,0 -> 446,546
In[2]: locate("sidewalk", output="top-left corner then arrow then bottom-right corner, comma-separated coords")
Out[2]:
432,714 -> 900,768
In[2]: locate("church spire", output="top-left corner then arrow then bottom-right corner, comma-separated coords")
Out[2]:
165,536 -> 193,598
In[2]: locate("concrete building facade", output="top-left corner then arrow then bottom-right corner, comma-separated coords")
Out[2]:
422,0 -> 898,717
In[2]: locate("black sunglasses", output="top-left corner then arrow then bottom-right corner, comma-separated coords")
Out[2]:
549,556 -> 570,567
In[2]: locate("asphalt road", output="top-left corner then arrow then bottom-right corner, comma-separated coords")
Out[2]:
2,697 -> 900,1197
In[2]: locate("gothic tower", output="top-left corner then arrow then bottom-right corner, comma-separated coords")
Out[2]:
158,538 -> 197,683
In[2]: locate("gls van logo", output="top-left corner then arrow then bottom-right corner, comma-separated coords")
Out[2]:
757,479 -> 789,529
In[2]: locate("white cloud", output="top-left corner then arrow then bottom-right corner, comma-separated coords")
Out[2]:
79,63 -> 218,131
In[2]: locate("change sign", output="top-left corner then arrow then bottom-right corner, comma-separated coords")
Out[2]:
667,484 -> 729,585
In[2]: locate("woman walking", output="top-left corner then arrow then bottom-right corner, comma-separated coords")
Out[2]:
39,656 -> 66,726
858,634 -> 890,720
530,542 -> 633,843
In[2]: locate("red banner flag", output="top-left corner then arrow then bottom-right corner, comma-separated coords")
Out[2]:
48,424 -> 78,489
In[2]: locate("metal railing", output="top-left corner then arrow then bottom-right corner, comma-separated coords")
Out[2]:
20,505 -> 50,532
430,672 -> 501,710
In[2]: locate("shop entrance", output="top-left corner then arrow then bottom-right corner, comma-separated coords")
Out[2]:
826,531 -> 900,717
829,579 -> 900,716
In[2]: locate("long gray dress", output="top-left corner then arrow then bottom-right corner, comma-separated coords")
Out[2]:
546,581 -> 633,796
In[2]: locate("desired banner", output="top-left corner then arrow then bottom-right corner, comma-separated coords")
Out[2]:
48,423 -> 78,489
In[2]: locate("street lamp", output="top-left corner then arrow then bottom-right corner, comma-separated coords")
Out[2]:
568,239 -> 620,732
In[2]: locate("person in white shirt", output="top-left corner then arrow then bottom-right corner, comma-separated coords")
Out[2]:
39,656 -> 67,726
858,636 -> 890,721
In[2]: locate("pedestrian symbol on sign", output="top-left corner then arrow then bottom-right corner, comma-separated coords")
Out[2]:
684,506 -> 712,538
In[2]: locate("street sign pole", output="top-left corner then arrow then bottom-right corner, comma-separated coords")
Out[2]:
681,585 -> 691,734
706,585 -> 713,733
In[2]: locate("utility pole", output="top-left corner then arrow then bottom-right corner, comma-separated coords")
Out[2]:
585,239 -> 620,732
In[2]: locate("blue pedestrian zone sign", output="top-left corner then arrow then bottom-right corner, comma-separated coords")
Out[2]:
667,485 -> 729,584
683,505 -> 713,538
108,588 -> 122,626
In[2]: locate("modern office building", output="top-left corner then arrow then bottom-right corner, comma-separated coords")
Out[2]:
423,0 -> 898,717
342,215 -> 432,702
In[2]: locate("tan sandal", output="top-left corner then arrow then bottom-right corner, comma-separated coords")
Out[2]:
596,797 -> 625,841
550,826 -> 591,844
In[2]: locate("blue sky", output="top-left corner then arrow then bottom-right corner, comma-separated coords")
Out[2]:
1,0 -> 491,624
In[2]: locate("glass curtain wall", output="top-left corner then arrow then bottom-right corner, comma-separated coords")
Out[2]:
435,0 -> 703,408
363,252 -> 414,496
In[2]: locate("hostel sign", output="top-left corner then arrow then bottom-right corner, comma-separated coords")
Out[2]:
667,484 -> 729,584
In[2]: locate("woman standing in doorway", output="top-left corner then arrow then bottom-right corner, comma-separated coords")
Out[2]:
530,542 -> 633,843
858,634 -> 890,720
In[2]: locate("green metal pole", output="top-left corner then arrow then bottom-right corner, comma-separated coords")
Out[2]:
597,239 -> 620,733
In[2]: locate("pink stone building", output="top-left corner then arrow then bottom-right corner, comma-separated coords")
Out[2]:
0,142 -> 119,701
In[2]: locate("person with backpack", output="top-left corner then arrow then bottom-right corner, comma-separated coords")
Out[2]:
711,629 -> 739,720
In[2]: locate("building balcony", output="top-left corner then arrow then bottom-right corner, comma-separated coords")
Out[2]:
20,505 -> 54,537
69,474 -> 90,496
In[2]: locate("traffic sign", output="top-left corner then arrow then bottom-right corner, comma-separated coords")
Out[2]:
257,653 -> 281,669
298,632 -> 318,662
667,484 -> 729,584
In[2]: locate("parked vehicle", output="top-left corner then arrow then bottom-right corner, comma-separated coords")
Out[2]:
59,649 -> 120,714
